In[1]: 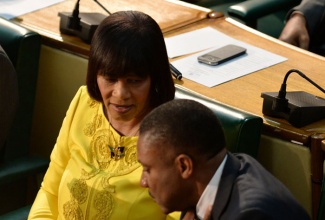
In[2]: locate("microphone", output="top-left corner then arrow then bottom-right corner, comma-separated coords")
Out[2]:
261,69 -> 325,127
58,0 -> 110,43
272,69 -> 325,112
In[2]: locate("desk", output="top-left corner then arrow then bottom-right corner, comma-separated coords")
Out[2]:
13,0 -> 211,57
168,18 -> 325,134
166,17 -> 325,219
14,2 -> 324,218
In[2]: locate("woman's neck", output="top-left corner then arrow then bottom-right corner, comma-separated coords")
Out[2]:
110,119 -> 140,137
102,106 -> 143,136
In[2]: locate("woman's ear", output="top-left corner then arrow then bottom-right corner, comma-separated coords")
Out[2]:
175,154 -> 193,179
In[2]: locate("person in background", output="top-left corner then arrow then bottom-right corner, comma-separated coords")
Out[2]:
28,10 -> 179,219
137,99 -> 311,220
0,45 -> 18,162
279,0 -> 325,56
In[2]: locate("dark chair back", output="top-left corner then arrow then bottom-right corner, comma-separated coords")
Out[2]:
0,17 -> 41,160
0,45 -> 19,159
175,85 -> 263,158
0,17 -> 49,217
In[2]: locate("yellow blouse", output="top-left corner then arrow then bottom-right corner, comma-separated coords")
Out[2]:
29,86 -> 179,220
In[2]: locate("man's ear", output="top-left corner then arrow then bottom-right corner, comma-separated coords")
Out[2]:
175,154 -> 193,179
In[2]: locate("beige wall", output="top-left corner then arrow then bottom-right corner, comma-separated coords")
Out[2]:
30,45 -> 312,217
258,135 -> 312,216
30,45 -> 88,157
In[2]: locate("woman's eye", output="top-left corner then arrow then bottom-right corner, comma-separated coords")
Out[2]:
128,78 -> 142,84
106,77 -> 118,83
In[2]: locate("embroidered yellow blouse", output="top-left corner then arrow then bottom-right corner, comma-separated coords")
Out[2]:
29,86 -> 179,220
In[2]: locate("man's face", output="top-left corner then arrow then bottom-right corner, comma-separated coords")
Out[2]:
137,133 -> 187,214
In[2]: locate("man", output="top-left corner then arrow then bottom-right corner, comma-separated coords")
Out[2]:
137,99 -> 310,220
279,0 -> 325,56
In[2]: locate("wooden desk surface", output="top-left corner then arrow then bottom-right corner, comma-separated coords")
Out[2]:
13,0 -> 211,57
15,0 -> 325,145
166,17 -> 325,145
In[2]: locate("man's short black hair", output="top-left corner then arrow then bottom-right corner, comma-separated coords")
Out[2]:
139,99 -> 226,159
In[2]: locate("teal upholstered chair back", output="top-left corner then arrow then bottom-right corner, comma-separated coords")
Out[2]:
191,0 -> 301,38
0,17 -> 41,160
175,85 -> 262,158
227,0 -> 301,38
0,17 -> 49,217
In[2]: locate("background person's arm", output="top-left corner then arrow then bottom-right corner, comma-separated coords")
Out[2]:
279,0 -> 325,50
279,12 -> 310,49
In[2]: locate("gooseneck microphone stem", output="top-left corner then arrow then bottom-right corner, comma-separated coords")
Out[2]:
283,69 -> 325,94
273,69 -> 325,112
93,0 -> 111,15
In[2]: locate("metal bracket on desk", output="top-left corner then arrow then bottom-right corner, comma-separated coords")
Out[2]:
207,11 -> 224,19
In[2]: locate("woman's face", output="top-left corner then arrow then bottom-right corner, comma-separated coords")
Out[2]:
97,73 -> 152,123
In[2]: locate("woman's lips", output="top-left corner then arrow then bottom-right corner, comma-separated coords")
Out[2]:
111,104 -> 132,113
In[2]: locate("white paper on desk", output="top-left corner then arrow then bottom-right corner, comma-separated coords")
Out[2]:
0,0 -> 64,20
169,28 -> 287,87
165,27 -> 226,58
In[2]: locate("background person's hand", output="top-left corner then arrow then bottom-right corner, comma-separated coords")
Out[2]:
279,13 -> 310,50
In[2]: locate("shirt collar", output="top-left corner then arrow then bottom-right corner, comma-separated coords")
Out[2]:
196,154 -> 228,220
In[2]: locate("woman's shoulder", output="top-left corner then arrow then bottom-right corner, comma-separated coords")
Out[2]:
68,85 -> 101,113
78,85 -> 90,97
74,86 -> 98,103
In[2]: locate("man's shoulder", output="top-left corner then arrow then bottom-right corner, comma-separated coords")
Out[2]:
222,153 -> 310,220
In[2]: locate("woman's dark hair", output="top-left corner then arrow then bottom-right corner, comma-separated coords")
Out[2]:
86,11 -> 175,108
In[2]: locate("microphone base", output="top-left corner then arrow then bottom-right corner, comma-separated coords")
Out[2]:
261,91 -> 325,127
58,12 -> 107,43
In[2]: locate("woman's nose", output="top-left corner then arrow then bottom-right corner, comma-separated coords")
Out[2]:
112,80 -> 129,99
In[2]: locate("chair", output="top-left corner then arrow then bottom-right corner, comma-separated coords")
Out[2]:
189,0 -> 243,17
0,17 -> 50,217
227,0 -> 301,38
0,45 -> 18,160
175,85 -> 263,158
190,0 -> 301,38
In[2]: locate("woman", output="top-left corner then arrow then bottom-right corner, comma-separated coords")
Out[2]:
29,11 -> 177,219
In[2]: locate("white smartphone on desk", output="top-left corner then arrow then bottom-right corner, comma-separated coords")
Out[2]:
197,44 -> 246,66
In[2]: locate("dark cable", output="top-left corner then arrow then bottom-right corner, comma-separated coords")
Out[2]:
68,0 -> 81,30
283,69 -> 325,94
72,0 -> 80,18
93,0 -> 111,15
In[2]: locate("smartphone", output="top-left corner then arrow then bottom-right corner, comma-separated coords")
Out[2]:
197,44 -> 246,66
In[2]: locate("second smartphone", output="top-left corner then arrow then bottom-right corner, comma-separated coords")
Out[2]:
197,44 -> 246,66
